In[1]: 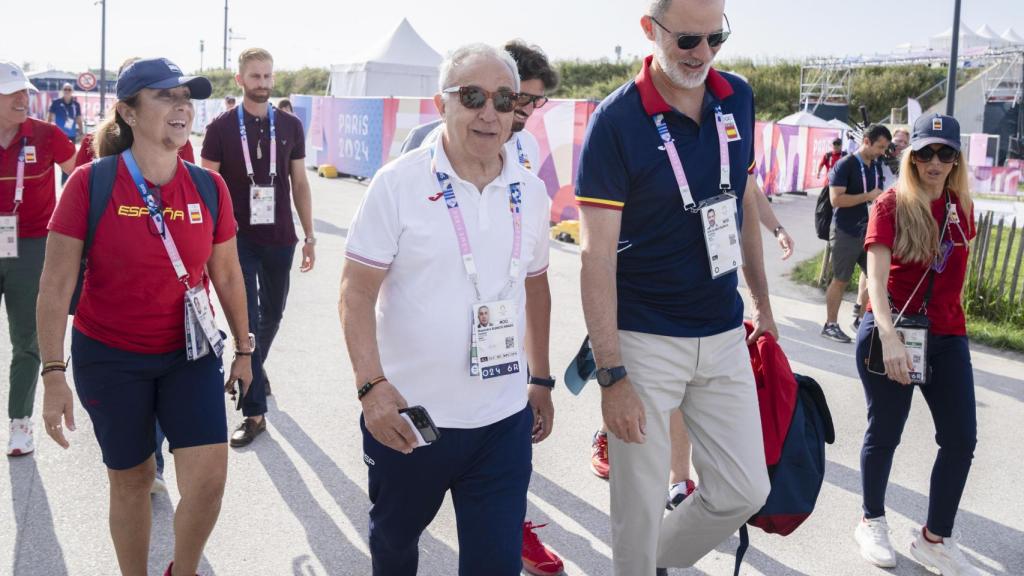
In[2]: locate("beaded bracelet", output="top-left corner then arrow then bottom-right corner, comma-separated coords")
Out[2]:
357,376 -> 388,400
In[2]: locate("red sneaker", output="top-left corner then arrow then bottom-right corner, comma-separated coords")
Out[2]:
164,562 -> 199,576
591,431 -> 609,479
522,521 -> 564,575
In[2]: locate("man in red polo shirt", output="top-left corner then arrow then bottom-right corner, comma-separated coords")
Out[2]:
817,138 -> 846,179
0,61 -> 75,456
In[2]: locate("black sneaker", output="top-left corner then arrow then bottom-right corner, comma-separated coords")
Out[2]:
230,417 -> 267,448
821,322 -> 852,343
851,316 -> 862,335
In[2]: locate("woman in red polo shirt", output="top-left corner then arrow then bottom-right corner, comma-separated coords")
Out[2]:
35,58 -> 252,576
853,114 -> 980,576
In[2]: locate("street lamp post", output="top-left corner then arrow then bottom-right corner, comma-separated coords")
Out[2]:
99,0 -> 107,118
223,0 -> 229,69
945,0 -> 962,116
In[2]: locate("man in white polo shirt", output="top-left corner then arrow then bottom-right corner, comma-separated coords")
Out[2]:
340,43 -> 554,576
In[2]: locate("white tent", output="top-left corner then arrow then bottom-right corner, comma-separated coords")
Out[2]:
1002,27 -> 1024,46
778,111 -> 833,128
975,24 -> 1002,47
826,118 -> 854,132
329,18 -> 442,97
929,22 -> 986,51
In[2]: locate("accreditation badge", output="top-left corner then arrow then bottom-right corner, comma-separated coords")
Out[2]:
249,185 -> 275,225
0,215 -> 17,258
470,300 -> 521,380
721,114 -> 742,142
895,326 -> 928,385
184,285 -> 225,361
23,146 -> 37,164
700,194 -> 743,279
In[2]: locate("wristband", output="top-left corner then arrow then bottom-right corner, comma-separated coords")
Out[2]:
772,225 -> 785,238
529,375 -> 556,389
41,365 -> 67,376
358,376 -> 388,400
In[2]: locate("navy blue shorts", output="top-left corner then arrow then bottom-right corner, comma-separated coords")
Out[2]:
71,329 -> 228,470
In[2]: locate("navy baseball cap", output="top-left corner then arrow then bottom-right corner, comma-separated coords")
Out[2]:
911,113 -> 961,152
564,336 -> 597,396
115,58 -> 212,100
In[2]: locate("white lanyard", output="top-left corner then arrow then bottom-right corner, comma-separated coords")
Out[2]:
653,105 -> 732,212
121,150 -> 190,284
238,104 -> 276,185
433,166 -> 523,302
515,136 -> 528,166
13,137 -> 27,210
854,154 -> 877,194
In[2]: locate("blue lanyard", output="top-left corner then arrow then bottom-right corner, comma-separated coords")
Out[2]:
121,150 -> 190,283
237,103 -> 276,183
514,136 -> 529,168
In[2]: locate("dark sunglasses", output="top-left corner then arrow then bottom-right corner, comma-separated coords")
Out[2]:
650,13 -> 731,50
516,93 -> 549,109
443,86 -> 519,113
912,146 -> 959,164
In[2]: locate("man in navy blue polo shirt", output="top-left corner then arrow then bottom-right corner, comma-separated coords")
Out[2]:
47,83 -> 84,143
576,0 -> 774,573
822,124 -> 891,343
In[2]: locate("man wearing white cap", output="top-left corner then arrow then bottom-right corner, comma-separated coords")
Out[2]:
0,61 -> 76,456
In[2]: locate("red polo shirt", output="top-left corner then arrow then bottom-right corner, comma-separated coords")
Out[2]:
0,118 -> 75,237
864,189 -> 975,335
49,158 -> 237,354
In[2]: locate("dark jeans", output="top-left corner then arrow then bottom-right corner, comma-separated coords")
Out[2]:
855,313 -> 977,537
362,405 -> 533,576
236,235 -> 296,417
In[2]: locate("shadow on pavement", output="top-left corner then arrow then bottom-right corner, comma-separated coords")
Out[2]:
9,458 -> 68,576
313,219 -> 348,239
827,459 -> 1020,575
265,408 -> 460,574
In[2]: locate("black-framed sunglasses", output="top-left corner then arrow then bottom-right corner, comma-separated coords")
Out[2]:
912,145 -> 959,164
516,93 -> 549,109
443,86 -> 519,113
650,13 -> 731,50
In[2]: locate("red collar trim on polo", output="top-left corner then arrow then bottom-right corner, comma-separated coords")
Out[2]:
635,55 -> 735,116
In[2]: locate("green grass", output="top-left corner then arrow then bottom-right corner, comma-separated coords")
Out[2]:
791,249 -> 1024,353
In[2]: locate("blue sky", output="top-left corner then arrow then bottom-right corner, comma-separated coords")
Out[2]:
4,0 -> 1023,74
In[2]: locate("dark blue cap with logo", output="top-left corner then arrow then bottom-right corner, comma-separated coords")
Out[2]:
911,113 -> 961,152
564,336 -> 597,396
115,58 -> 212,101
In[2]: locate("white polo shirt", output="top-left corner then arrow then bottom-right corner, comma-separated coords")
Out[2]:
346,134 -> 551,429
420,125 -> 541,176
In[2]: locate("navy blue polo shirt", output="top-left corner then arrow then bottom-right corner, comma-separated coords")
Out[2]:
49,99 -> 81,140
575,56 -> 756,338
829,153 -> 883,237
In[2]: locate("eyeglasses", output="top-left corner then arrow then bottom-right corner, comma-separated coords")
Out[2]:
442,86 -> 519,113
516,93 -> 549,109
650,14 -> 731,50
912,146 -> 959,164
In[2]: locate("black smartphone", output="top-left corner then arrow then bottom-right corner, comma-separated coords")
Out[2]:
399,406 -> 441,446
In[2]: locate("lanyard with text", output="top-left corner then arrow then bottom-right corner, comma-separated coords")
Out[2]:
14,137 -> 27,209
652,106 -> 732,212
433,164 -> 524,379
122,150 -> 224,359
238,104 -> 277,184
0,138 -> 27,258
514,136 -> 531,170
434,170 -> 522,301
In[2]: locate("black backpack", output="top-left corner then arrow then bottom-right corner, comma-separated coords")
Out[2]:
68,155 -> 219,314
814,185 -> 832,241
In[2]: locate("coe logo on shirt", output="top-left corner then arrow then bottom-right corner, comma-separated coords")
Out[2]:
117,205 -> 186,221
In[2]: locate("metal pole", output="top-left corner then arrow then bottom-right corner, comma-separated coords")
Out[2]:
99,0 -> 107,118
223,0 -> 229,69
945,0 -> 962,116
200,40 -> 205,72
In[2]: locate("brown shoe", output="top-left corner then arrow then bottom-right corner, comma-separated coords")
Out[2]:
230,417 -> 266,448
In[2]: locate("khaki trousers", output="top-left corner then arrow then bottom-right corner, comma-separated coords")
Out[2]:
609,327 -> 770,574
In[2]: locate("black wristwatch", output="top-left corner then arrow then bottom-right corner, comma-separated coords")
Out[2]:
529,375 -> 556,389
596,366 -> 628,388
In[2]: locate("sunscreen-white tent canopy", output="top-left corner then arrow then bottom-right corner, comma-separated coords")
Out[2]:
329,18 -> 442,97
929,22 -> 985,51
1002,27 -> 1024,46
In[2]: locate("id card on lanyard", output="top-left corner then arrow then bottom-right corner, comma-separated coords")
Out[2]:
239,104 -> 277,225
122,150 -> 224,360
0,137 -> 29,259
433,166 -> 523,380
653,106 -> 742,279
62,101 -> 76,131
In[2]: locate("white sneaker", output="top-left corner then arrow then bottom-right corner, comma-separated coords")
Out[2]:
855,517 -> 897,568
151,471 -> 168,495
7,418 -> 35,457
910,528 -> 981,575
